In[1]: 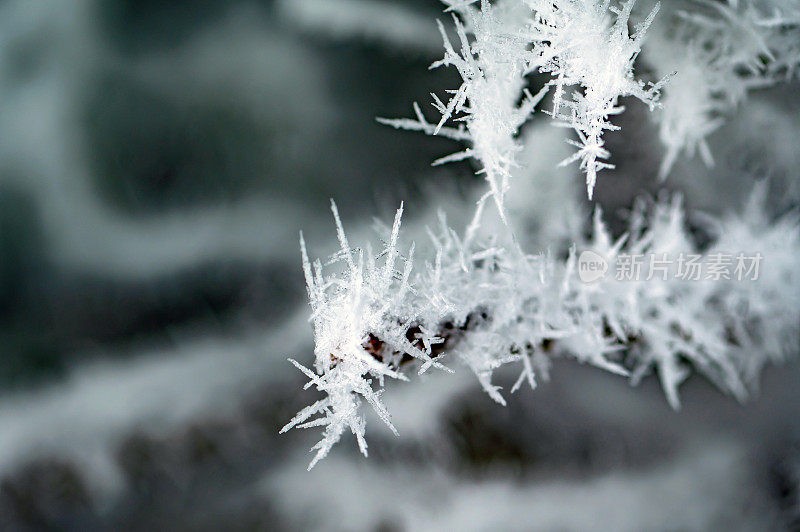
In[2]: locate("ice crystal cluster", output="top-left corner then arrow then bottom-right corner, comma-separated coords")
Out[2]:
652,0 -> 800,176
283,0 -> 800,469
381,0 -> 667,203
526,0 -> 668,197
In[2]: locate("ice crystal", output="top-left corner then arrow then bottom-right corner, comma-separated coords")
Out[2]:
653,0 -> 800,177
526,0 -> 668,198
285,186 -> 799,467
283,0 -> 800,469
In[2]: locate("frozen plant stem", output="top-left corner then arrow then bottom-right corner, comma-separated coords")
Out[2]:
286,189 -> 799,469
282,0 -> 800,469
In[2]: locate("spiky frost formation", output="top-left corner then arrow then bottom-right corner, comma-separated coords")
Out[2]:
379,0 -> 548,223
281,202 -> 449,469
652,0 -> 800,177
707,183 -> 800,385
525,0 -> 668,198
284,187 -> 800,467
282,0 -> 800,472
382,0 -> 666,205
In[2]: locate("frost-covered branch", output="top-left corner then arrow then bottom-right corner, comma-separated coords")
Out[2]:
382,0 -> 666,207
282,0 -> 800,470
285,185 -> 799,467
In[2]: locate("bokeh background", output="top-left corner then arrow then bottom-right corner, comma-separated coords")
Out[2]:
0,0 -> 798,530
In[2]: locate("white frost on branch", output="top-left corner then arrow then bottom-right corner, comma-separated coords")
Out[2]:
284,186 -> 800,466
283,0 -> 800,469
282,202 -> 449,469
381,0 -> 666,205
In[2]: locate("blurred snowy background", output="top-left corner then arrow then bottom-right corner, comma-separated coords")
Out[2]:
0,0 -> 798,530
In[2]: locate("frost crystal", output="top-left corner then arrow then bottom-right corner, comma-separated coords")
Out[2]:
526,0 -> 668,198
283,202 -> 447,469
285,187 -> 800,467
380,0 -> 547,222
381,0 -> 666,203
282,0 -> 800,469
652,0 -> 800,177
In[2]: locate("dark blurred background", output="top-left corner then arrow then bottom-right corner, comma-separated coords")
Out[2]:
0,1 -> 798,530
